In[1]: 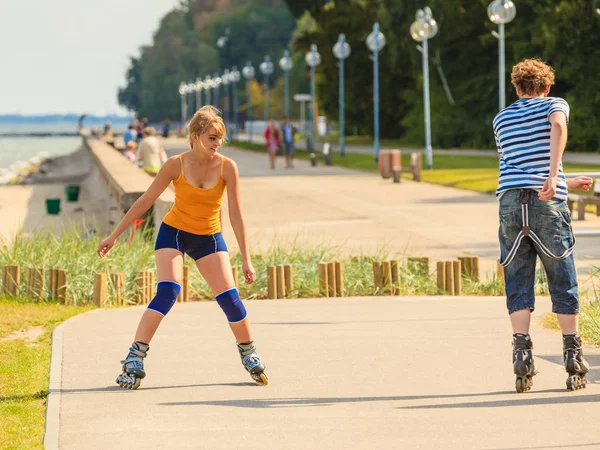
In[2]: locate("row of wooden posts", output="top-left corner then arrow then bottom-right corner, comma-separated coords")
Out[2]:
2,256 -> 499,304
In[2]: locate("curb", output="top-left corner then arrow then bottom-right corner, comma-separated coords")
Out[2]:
43,309 -> 105,450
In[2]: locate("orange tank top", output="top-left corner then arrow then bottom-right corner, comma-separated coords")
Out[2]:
163,154 -> 227,235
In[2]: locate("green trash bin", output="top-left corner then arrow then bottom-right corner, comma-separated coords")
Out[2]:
46,198 -> 61,215
65,184 -> 80,202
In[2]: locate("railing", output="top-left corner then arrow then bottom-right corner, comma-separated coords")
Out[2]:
566,171 -> 600,237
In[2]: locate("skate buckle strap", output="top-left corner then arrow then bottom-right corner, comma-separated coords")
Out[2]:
500,202 -> 576,268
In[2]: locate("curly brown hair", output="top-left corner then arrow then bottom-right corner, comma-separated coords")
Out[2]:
510,58 -> 555,96
188,105 -> 227,148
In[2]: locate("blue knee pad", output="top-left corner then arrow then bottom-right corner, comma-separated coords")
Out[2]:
147,281 -> 181,316
216,288 -> 247,323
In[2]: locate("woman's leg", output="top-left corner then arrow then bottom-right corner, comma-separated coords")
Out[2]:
195,252 -> 252,343
268,151 -> 276,169
133,248 -> 183,343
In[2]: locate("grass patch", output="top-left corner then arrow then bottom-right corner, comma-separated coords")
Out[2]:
0,297 -> 93,449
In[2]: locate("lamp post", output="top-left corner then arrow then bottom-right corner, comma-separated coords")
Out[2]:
216,27 -> 230,71
230,67 -> 241,140
204,76 -> 212,105
195,78 -> 203,112
259,56 -> 274,123
279,50 -> 293,118
242,61 -> 255,143
186,81 -> 196,114
410,7 -> 438,170
179,82 -> 188,127
366,23 -> 386,162
305,44 -> 321,154
222,69 -> 231,129
333,34 -> 351,157
488,0 -> 516,111
213,72 -> 222,111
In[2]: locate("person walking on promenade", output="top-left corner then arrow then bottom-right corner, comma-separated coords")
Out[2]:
136,127 -> 168,177
280,116 -> 296,169
97,105 -> 267,390
264,120 -> 281,170
494,58 -> 593,393
123,124 -> 137,146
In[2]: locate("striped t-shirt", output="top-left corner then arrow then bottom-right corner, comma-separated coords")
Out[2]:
493,96 -> 570,200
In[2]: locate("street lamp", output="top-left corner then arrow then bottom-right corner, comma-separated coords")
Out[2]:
259,56 -> 274,122
488,0 -> 516,111
305,44 -> 321,154
242,61 -> 255,142
195,78 -> 203,112
411,7 -> 438,171
216,27 -> 230,71
178,82 -> 188,127
186,81 -> 196,114
230,67 -> 241,140
279,50 -> 293,118
222,69 -> 231,129
333,34 -> 351,157
366,23 -> 386,162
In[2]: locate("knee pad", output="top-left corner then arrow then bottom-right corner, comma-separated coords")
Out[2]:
147,281 -> 181,316
216,288 -> 247,323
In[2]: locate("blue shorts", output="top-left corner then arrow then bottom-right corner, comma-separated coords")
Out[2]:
155,222 -> 228,261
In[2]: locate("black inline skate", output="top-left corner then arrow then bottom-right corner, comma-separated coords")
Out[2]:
237,341 -> 268,386
513,333 -> 537,393
563,334 -> 589,391
116,341 -> 149,390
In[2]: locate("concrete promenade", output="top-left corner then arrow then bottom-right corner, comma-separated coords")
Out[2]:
45,143 -> 600,449
54,296 -> 600,449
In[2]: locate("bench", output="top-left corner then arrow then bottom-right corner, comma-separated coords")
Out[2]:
379,150 -> 422,182
392,152 -> 422,183
567,179 -> 600,220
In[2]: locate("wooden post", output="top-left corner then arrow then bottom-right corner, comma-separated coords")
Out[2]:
459,256 -> 480,282
56,269 -> 68,304
110,273 -> 125,306
182,266 -> 190,302
267,265 -> 277,299
27,267 -> 45,300
391,260 -> 400,295
49,268 -> 58,299
445,261 -> 455,295
334,261 -> 344,297
318,262 -> 328,297
471,256 -> 480,282
327,262 -> 337,298
497,263 -> 504,281
276,264 -> 286,298
453,260 -> 462,296
135,271 -> 145,304
3,264 -> 20,296
284,264 -> 293,295
382,260 -> 393,294
373,262 -> 383,291
436,261 -> 446,293
145,271 -> 154,304
93,273 -> 107,307
232,267 -> 239,289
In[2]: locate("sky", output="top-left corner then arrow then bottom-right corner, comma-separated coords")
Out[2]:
0,0 -> 181,116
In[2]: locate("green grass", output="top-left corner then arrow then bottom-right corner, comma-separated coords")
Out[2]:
0,297 -> 93,449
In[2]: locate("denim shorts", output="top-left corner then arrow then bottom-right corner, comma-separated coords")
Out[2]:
284,141 -> 295,155
155,222 -> 228,261
499,189 -> 578,315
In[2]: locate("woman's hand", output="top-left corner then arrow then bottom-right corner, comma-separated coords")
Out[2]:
567,176 -> 593,191
97,236 -> 116,258
242,260 -> 256,284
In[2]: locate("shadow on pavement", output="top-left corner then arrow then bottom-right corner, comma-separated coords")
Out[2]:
400,393 -> 600,409
58,382 -> 256,395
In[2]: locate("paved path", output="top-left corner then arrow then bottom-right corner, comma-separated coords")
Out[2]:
53,296 -> 600,449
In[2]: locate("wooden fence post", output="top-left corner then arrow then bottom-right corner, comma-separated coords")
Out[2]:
391,260 -> 400,295
56,269 -> 68,304
27,267 -> 45,300
284,264 -> 293,294
453,260 -> 462,296
436,261 -> 446,293
276,264 -> 286,298
334,262 -> 344,297
232,267 -> 239,289
327,262 -> 337,298
2,264 -> 20,296
181,266 -> 190,302
93,273 -> 107,307
267,265 -> 277,299
444,261 -> 455,295
373,262 -> 383,292
318,262 -> 328,297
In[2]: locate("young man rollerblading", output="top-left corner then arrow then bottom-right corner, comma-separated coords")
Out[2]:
493,58 -> 592,392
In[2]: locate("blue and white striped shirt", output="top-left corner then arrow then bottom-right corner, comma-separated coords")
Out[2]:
494,97 -> 570,200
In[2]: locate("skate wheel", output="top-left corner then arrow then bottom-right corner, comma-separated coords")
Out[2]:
515,377 -> 524,393
253,372 -> 268,386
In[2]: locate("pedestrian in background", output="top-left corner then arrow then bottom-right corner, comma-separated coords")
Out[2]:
264,121 -> 280,170
280,116 -> 296,169
136,127 -> 168,177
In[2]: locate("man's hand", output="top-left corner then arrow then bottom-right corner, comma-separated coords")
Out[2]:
539,175 -> 558,201
567,176 -> 593,191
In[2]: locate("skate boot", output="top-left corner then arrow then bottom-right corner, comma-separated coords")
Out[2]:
116,341 -> 149,390
513,333 -> 537,393
563,333 -> 589,391
237,341 -> 268,386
